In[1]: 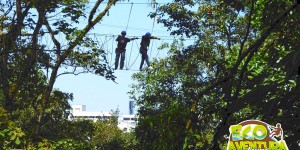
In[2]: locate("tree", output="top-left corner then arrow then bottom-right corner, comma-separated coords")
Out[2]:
0,0 -> 118,146
131,0 -> 300,149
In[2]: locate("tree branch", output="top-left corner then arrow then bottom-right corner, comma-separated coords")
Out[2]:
211,2 -> 298,149
43,15 -> 61,57
12,7 -> 44,95
88,0 -> 104,23
0,1 -> 31,111
35,0 -> 118,143
57,70 -> 90,78
239,0 -> 255,57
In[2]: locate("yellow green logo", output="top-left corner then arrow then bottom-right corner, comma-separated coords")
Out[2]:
227,120 -> 288,150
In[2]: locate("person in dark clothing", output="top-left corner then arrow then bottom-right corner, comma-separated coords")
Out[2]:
115,30 -> 138,70
139,32 -> 160,71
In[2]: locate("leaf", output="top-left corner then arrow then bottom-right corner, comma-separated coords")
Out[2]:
183,136 -> 189,149
7,131 -> 12,136
10,134 -> 16,140
149,122 -> 153,129
15,137 -> 21,145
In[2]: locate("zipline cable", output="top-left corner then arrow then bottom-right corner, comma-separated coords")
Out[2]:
90,2 -> 168,5
125,3 -> 134,70
96,23 -> 171,34
110,35 -> 115,68
125,3 -> 133,31
149,3 -> 158,58
87,33 -> 197,41
150,3 -> 157,35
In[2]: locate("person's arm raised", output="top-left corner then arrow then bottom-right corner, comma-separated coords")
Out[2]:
149,36 -> 160,40
130,37 -> 139,40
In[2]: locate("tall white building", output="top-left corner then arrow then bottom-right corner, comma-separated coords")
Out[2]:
70,105 -> 113,122
70,105 -> 138,132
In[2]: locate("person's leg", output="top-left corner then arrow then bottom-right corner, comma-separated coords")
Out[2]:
145,52 -> 150,67
120,51 -> 125,69
115,51 -> 120,69
139,48 -> 146,70
140,55 -> 145,70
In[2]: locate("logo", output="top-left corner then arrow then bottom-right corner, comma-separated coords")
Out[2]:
227,120 -> 288,150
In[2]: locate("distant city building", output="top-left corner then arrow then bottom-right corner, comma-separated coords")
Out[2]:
70,105 -> 113,122
118,114 -> 138,132
72,104 -> 86,112
129,101 -> 134,115
69,105 -> 138,132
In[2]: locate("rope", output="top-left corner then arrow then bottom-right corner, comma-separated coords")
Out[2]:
105,36 -> 111,67
128,40 -> 141,69
98,35 -> 106,50
125,3 -> 134,69
125,69 -> 141,72
114,69 -> 140,72
88,33 -> 197,41
104,36 -> 110,66
150,4 -> 157,34
94,33 -> 112,68
110,35 -> 115,67
125,3 -> 133,31
155,39 -> 163,59
90,2 -> 168,5
126,40 -> 135,69
149,3 -> 158,58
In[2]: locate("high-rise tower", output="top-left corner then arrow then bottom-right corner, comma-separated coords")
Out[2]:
129,101 -> 134,115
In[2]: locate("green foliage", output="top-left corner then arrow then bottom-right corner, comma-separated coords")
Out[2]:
0,0 -> 118,148
131,0 -> 300,149
45,119 -> 138,150
0,108 -> 26,149
119,131 -> 139,150
1,106 -> 138,149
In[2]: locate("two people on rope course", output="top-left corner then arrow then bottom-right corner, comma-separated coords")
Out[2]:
115,31 -> 138,70
139,32 -> 160,71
